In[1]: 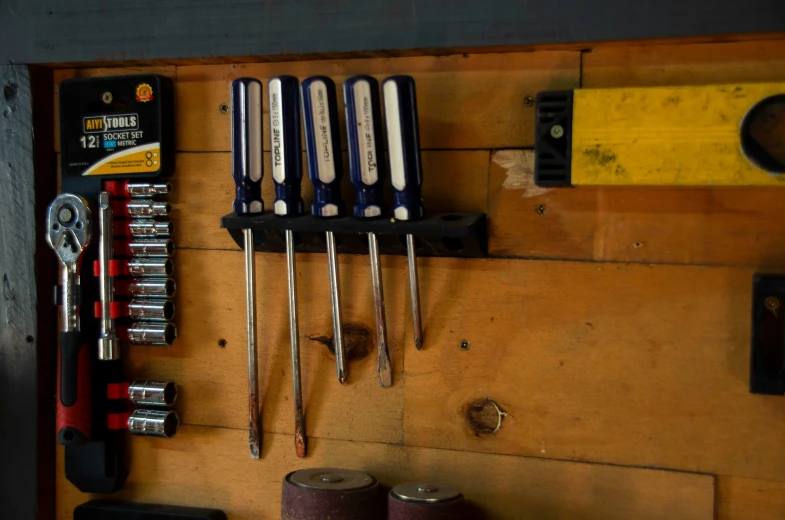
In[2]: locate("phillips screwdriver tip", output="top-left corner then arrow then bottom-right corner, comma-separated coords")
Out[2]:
414,336 -> 423,351
338,371 -> 347,385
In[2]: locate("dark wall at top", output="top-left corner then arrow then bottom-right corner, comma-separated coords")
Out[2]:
2,0 -> 785,65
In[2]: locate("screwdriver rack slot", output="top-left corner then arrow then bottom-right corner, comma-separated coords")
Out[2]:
221,212 -> 487,258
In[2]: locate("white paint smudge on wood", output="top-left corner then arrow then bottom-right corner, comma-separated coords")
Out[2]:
492,149 -> 552,198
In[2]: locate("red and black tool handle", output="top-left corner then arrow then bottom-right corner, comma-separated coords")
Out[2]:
57,330 -> 92,444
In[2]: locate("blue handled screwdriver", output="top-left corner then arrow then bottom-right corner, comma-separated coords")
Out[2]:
301,76 -> 348,384
382,75 -> 425,351
269,75 -> 307,457
343,76 -> 392,387
231,77 -> 263,458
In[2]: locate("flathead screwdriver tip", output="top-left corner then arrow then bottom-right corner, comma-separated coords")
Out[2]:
294,426 -> 307,458
378,351 -> 392,388
249,432 -> 261,459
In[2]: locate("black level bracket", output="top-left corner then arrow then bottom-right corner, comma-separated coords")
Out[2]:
751,274 -> 785,395
221,212 -> 487,258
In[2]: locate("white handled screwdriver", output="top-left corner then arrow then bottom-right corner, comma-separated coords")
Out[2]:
270,75 -> 307,457
301,76 -> 348,384
231,77 -> 263,458
383,76 -> 425,351
344,75 -> 392,387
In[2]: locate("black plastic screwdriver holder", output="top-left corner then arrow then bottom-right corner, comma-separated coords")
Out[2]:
221,212 -> 487,258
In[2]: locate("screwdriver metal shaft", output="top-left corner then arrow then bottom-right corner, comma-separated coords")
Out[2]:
326,230 -> 346,383
231,77 -> 264,458
369,233 -> 391,385
344,75 -> 391,386
243,228 -> 261,459
286,230 -> 306,457
270,75 -> 307,456
406,234 -> 423,350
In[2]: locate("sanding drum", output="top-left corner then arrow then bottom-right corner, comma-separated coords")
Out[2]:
281,468 -> 383,520
388,482 -> 467,520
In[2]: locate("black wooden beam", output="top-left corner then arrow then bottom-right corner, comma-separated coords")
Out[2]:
2,0 -> 785,65
0,65 -> 57,520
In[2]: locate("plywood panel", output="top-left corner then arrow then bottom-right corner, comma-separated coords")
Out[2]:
175,52 -> 579,152
56,427 -> 714,520
583,39 -> 785,88
172,150 -> 489,251
132,248 -> 407,445
488,150 -> 785,265
718,477 -> 785,520
403,257 -> 785,482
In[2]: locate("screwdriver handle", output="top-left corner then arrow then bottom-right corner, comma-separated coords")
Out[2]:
344,76 -> 386,219
231,78 -> 264,215
382,75 -> 424,222
301,76 -> 345,218
269,76 -> 305,217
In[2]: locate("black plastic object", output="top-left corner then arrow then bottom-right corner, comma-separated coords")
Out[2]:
534,90 -> 573,187
221,212 -> 487,258
60,75 -> 175,190
74,500 -> 227,519
751,274 -> 785,395
65,430 -> 127,494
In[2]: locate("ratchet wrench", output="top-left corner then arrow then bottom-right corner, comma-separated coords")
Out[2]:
46,193 -> 93,443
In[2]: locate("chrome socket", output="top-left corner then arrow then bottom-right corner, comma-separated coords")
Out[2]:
128,322 -> 177,346
122,279 -> 176,298
128,409 -> 179,437
128,380 -> 178,407
128,299 -> 175,321
126,258 -> 174,277
127,201 -> 171,217
129,219 -> 173,237
127,183 -> 172,198
128,238 -> 175,257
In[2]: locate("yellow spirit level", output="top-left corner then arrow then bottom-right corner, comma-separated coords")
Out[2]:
534,83 -> 785,187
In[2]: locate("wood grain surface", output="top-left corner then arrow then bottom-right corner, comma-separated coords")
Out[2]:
131,249 -> 408,444
403,257 -> 785,481
717,477 -> 785,520
52,37 -> 785,519
488,150 -> 785,265
56,427 -> 715,520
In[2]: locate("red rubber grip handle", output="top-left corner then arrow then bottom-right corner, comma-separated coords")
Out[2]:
56,331 -> 92,444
